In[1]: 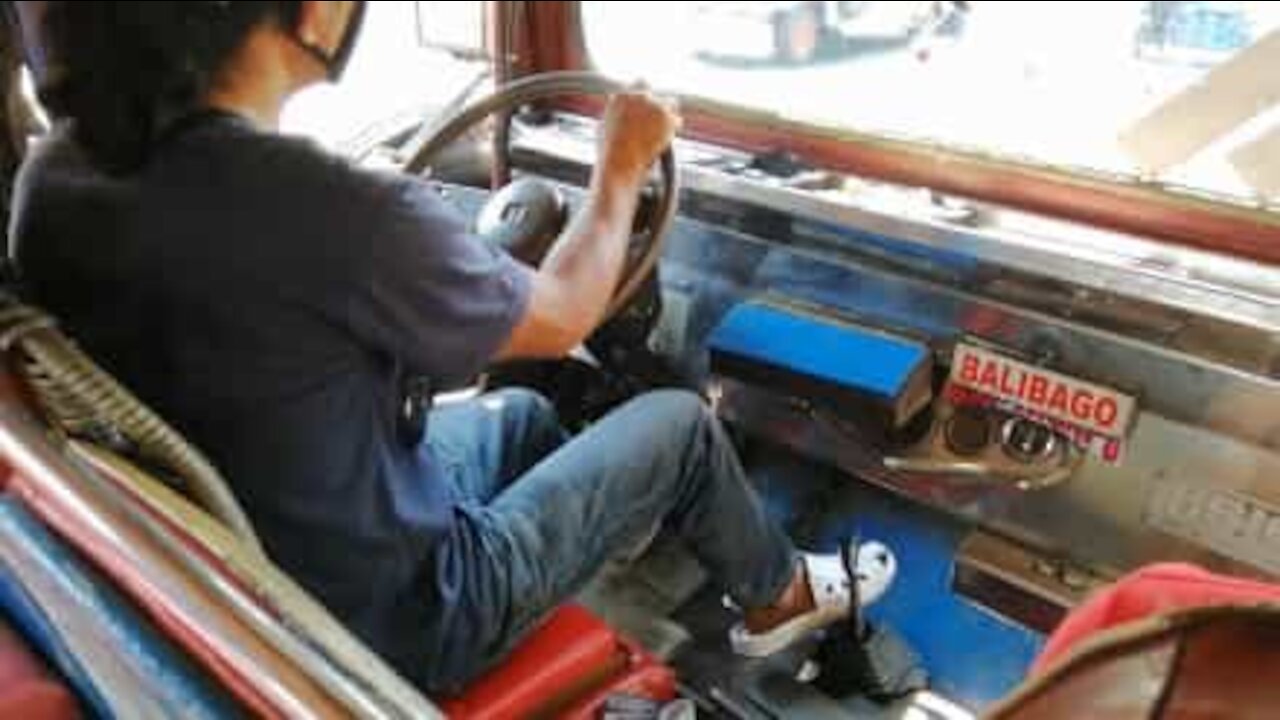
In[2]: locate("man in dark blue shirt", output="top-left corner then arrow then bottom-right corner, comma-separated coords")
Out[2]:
10,1 -> 895,693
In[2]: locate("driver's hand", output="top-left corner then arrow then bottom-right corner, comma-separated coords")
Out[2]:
599,88 -> 681,185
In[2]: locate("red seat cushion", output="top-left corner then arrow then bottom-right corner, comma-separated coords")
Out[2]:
442,604 -> 626,720
560,641 -> 675,720
1033,563 -> 1280,675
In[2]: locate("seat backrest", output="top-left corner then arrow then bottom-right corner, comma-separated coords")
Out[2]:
0,295 -> 441,718
0,296 -> 263,550
987,603 -> 1280,720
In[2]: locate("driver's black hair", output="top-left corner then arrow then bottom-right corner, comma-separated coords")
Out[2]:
27,1 -> 302,174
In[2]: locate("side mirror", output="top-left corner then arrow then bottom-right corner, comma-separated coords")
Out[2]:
415,1 -> 490,61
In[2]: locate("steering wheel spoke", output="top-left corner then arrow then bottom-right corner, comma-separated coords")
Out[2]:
404,72 -> 679,318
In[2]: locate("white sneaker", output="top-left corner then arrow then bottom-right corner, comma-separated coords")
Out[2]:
728,541 -> 897,658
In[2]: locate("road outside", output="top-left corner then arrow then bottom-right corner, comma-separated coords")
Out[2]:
585,1 -> 1280,200
281,1 -> 1280,204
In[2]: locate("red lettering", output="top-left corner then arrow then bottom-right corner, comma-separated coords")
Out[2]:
999,367 -> 1019,397
1016,371 -> 1029,400
1095,398 -> 1119,429
979,361 -> 1001,392
1070,426 -> 1091,447
1027,376 -> 1049,405
1069,391 -> 1094,422
948,385 -> 996,409
959,353 -> 981,384
1048,384 -> 1071,414
1103,440 -> 1122,464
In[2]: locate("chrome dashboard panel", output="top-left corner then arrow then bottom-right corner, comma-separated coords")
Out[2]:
434,113 -> 1280,580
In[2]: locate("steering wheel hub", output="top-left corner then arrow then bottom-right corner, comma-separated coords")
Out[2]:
403,71 -> 679,318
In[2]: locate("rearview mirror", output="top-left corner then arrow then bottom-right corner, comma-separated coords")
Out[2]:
415,1 -> 489,61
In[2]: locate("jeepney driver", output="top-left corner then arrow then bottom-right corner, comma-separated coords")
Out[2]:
9,0 -> 896,693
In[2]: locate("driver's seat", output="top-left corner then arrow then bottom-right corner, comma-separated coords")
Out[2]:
442,604 -> 674,719
0,293 -> 674,717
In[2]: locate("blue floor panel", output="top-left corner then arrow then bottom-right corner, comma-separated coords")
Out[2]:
754,454 -> 1044,710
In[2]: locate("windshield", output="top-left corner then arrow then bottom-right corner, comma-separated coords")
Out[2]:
584,1 -> 1280,211
282,1 -> 486,151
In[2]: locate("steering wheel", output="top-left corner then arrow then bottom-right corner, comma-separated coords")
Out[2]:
403,71 -> 679,319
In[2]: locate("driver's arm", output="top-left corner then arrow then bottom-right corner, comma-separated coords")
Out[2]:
497,91 -> 680,360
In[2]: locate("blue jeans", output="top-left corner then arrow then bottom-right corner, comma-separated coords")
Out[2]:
422,388 -> 796,692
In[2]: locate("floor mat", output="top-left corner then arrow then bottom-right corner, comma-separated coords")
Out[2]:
575,442 -> 1043,714
775,458 -> 1045,710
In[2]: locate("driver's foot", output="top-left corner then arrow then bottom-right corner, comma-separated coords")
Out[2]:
744,563 -> 817,634
732,542 -> 897,657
